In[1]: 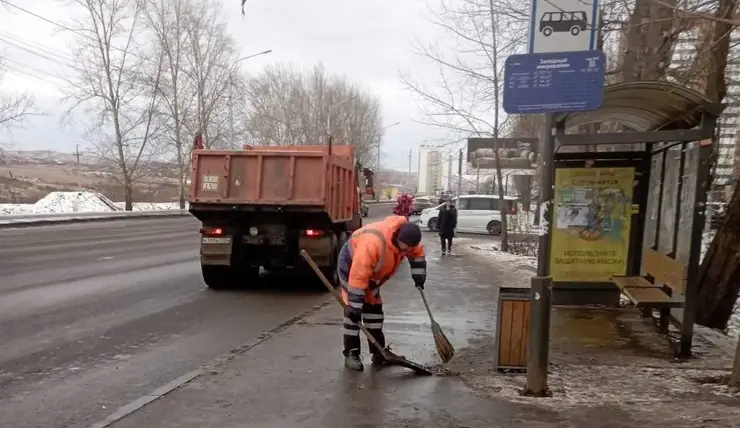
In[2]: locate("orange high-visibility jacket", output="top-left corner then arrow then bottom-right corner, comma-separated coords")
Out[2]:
342,215 -> 426,306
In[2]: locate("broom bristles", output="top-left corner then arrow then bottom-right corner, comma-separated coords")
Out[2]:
434,330 -> 455,363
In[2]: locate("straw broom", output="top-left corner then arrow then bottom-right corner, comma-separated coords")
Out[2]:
416,286 -> 455,363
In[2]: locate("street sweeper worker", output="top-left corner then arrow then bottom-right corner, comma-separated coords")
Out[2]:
337,215 -> 427,371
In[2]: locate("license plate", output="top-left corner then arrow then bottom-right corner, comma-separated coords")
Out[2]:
202,237 -> 231,244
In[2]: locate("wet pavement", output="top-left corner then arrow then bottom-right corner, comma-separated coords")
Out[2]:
108,241 -> 559,428
108,232 -> 740,428
5,214 -> 738,427
0,206 -> 391,428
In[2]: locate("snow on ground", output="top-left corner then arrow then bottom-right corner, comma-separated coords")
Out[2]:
0,192 -> 185,215
32,191 -> 119,214
466,242 -> 537,271
0,204 -> 35,215
463,365 -> 740,412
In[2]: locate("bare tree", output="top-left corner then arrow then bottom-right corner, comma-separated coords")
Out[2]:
241,63 -> 384,166
181,0 -> 239,149
61,0 -> 164,210
400,0 -> 523,250
0,63 -> 35,136
141,0 -> 196,208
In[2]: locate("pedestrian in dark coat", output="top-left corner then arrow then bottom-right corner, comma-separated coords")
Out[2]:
437,201 -> 458,254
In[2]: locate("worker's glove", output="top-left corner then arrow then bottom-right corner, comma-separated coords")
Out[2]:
414,278 -> 425,290
346,306 -> 362,324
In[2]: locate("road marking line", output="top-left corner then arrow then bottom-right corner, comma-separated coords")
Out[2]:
97,256 -> 115,261
87,298 -> 333,428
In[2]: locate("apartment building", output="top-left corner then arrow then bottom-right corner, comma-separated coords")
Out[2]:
417,144 -> 452,195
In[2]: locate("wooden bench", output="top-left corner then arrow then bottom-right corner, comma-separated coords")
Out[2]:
611,249 -> 688,333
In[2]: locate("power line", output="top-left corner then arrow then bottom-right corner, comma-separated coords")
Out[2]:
2,63 -> 60,85
0,35 -> 76,70
0,30 -> 75,63
0,0 -> 154,66
0,0 -> 79,33
1,56 -> 65,82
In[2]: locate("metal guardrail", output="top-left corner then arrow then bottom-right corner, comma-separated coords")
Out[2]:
0,200 -> 395,228
0,210 -> 191,228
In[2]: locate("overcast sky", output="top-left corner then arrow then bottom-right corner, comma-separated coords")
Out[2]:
0,0 -> 458,171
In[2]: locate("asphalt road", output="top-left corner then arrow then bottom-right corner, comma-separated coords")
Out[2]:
0,205 -> 391,428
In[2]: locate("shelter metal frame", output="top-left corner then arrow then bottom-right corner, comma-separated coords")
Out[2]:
541,81 -> 720,357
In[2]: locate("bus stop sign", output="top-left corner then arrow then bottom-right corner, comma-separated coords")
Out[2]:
502,50 -> 606,115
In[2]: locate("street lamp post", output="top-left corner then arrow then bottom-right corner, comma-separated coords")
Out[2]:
228,49 -> 272,146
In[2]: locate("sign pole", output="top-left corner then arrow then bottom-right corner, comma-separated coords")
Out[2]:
525,113 -> 555,396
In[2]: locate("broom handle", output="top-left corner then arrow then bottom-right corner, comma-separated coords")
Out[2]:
299,250 -> 389,356
416,286 -> 436,323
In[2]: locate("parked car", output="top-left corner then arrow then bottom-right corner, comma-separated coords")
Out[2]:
412,196 -> 435,215
360,202 -> 369,217
418,194 -> 518,235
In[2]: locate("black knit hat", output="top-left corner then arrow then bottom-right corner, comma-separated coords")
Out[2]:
397,223 -> 422,246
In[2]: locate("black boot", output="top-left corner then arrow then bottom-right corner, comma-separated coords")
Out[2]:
344,349 -> 363,371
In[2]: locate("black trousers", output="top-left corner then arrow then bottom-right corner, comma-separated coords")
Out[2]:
440,236 -> 453,251
343,303 -> 384,355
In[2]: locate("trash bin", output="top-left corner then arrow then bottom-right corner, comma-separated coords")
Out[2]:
494,286 -> 531,372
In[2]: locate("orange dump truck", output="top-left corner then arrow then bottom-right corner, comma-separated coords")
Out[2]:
188,136 -> 364,289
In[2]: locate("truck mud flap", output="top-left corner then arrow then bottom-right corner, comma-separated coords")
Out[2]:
200,235 -> 233,266
298,235 -> 333,267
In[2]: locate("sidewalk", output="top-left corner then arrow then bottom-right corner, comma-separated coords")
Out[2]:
107,236 -> 740,428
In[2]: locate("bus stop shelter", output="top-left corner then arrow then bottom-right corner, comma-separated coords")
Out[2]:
539,81 -> 721,358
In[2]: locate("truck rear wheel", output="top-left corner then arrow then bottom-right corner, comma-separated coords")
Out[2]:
201,265 -> 231,290
201,265 -> 260,290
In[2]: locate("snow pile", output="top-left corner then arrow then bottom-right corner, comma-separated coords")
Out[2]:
463,365 -> 740,411
0,204 -> 34,215
31,191 -> 121,214
467,242 -> 537,270
0,198 -> 186,216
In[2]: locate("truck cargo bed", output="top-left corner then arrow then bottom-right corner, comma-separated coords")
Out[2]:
189,145 -> 358,224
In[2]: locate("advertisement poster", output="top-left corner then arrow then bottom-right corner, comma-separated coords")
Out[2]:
550,167 -> 635,282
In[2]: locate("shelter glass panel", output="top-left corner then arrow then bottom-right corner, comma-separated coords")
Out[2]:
658,145 -> 681,254
643,151 -> 663,251
675,143 -> 698,264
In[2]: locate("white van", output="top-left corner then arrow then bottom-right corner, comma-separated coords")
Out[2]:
418,194 -> 518,235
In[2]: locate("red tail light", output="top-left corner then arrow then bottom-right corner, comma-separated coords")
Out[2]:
305,229 -> 324,237
200,227 -> 224,236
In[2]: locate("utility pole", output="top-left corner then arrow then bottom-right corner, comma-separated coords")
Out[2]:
457,148 -> 463,196
407,148 -> 412,191
417,147 -> 422,194
75,144 -> 82,191
447,152 -> 452,191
